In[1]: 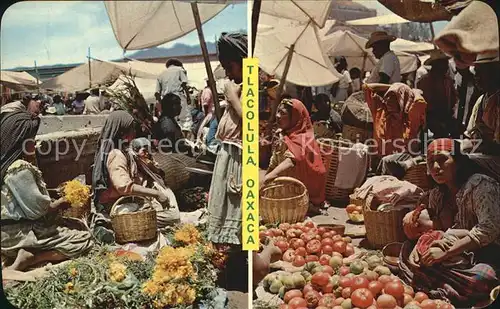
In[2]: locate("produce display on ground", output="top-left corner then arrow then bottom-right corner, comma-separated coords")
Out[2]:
254,220 -> 456,309
3,224 -> 226,309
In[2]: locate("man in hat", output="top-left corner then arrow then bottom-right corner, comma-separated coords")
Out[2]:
154,58 -> 192,138
365,31 -> 401,84
417,49 -> 460,138
466,51 -> 500,154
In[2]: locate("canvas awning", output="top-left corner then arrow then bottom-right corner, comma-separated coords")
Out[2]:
391,38 -> 435,53
1,71 -> 40,92
104,1 -> 228,50
346,14 -> 410,25
260,0 -> 333,28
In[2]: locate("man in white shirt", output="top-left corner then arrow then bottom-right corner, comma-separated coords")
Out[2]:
83,88 -> 102,115
365,31 -> 401,84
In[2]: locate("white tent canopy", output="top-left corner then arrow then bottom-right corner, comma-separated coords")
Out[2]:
1,71 -> 38,85
391,38 -> 435,53
104,1 -> 228,50
346,14 -> 410,25
321,30 -> 419,75
260,0 -> 333,28
255,13 -> 342,87
41,59 -> 225,92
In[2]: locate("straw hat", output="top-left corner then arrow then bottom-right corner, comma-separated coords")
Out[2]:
474,50 -> 500,64
365,31 -> 397,49
424,49 -> 451,66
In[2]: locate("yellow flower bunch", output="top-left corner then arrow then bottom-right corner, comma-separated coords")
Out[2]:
108,262 -> 127,282
68,267 -> 78,278
62,180 -> 90,208
174,224 -> 201,245
64,282 -> 75,294
145,283 -> 196,308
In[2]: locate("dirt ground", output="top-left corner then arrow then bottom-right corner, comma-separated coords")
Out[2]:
227,291 -> 249,309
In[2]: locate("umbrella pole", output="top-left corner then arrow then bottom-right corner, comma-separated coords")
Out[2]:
361,52 -> 367,74
191,2 -> 222,121
266,44 -> 295,135
251,0 -> 262,57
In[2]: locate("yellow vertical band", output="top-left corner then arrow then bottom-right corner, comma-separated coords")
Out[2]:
242,57 -> 259,251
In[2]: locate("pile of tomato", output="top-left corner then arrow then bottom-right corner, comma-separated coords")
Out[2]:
259,220 -> 455,309
259,220 -> 355,268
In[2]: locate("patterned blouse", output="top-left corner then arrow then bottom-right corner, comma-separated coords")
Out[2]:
425,173 -> 500,247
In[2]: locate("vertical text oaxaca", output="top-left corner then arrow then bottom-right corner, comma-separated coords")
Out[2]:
242,58 -> 259,251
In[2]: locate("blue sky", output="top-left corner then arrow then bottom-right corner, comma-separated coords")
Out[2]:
0,1 -> 248,69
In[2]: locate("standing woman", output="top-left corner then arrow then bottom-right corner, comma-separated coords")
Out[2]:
332,56 -> 353,103
206,32 -> 247,291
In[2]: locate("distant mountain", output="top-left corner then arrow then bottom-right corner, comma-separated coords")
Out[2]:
128,42 -> 217,60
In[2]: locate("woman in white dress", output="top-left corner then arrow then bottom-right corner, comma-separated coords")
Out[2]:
332,56 -> 353,103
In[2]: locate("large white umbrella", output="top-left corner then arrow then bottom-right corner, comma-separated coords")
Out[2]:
321,30 -> 419,75
346,14 -> 410,26
256,13 -> 342,87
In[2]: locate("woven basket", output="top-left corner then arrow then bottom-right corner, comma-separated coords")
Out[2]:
363,196 -> 409,249
342,124 -> 372,143
403,162 -> 431,191
260,177 -> 309,224
314,121 -> 336,139
318,138 -> 360,202
153,153 -> 206,191
110,196 -> 157,244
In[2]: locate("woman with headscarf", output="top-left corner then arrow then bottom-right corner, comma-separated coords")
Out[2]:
205,32 -> 247,292
1,160 -> 94,271
399,138 -> 500,307
263,99 -> 328,215
1,94 -> 41,184
91,111 -> 180,243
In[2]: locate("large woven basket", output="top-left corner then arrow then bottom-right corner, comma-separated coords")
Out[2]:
342,124 -> 372,143
363,196 -> 409,249
318,138 -> 359,202
110,196 -> 157,244
153,153 -> 207,191
260,177 -> 309,224
403,162 -> 431,191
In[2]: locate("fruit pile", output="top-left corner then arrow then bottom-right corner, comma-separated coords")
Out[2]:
258,220 -> 455,309
346,204 -> 364,223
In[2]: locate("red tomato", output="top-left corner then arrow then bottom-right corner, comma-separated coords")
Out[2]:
288,297 -> 307,309
319,254 -> 332,265
404,286 -> 415,297
295,247 -> 307,257
321,238 -> 334,247
290,238 -> 306,250
352,276 -> 370,291
377,294 -> 397,309
279,305 -> 289,309
384,281 -> 405,299
300,226 -> 311,233
334,297 -> 345,305
293,255 -> 306,267
420,299 -> 437,309
345,244 -> 355,257
321,265 -> 334,275
368,281 -> 384,296
300,232 -> 317,243
331,234 -> 342,242
311,272 -> 331,287
414,292 -> 429,303
378,275 -> 393,285
292,223 -> 302,230
322,231 -> 335,239
286,229 -> 299,239
318,227 -> 327,236
342,287 -> 352,298
332,241 -> 347,254
322,245 -> 334,256
283,249 -> 296,262
355,206 -> 363,213
318,294 -> 336,307
279,223 -> 291,232
284,290 -> 303,304
304,290 -> 321,308
259,231 -> 271,242
309,227 -> 319,235
322,282 -> 334,294
302,284 -> 315,295
351,288 -> 375,309
346,204 -> 357,213
305,255 -> 319,262
305,221 -> 315,228
339,265 -> 351,276
275,240 -> 289,253
306,240 -> 322,254
339,277 -> 353,288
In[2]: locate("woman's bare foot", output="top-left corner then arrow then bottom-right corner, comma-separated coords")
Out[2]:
6,249 -> 35,271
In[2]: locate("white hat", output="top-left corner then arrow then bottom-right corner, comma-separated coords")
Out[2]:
474,50 -> 500,64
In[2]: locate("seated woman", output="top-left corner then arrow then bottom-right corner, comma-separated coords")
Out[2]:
400,138 -> 500,307
92,111 -> 180,243
1,160 -> 94,271
263,99 -> 328,215
311,93 -> 343,137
